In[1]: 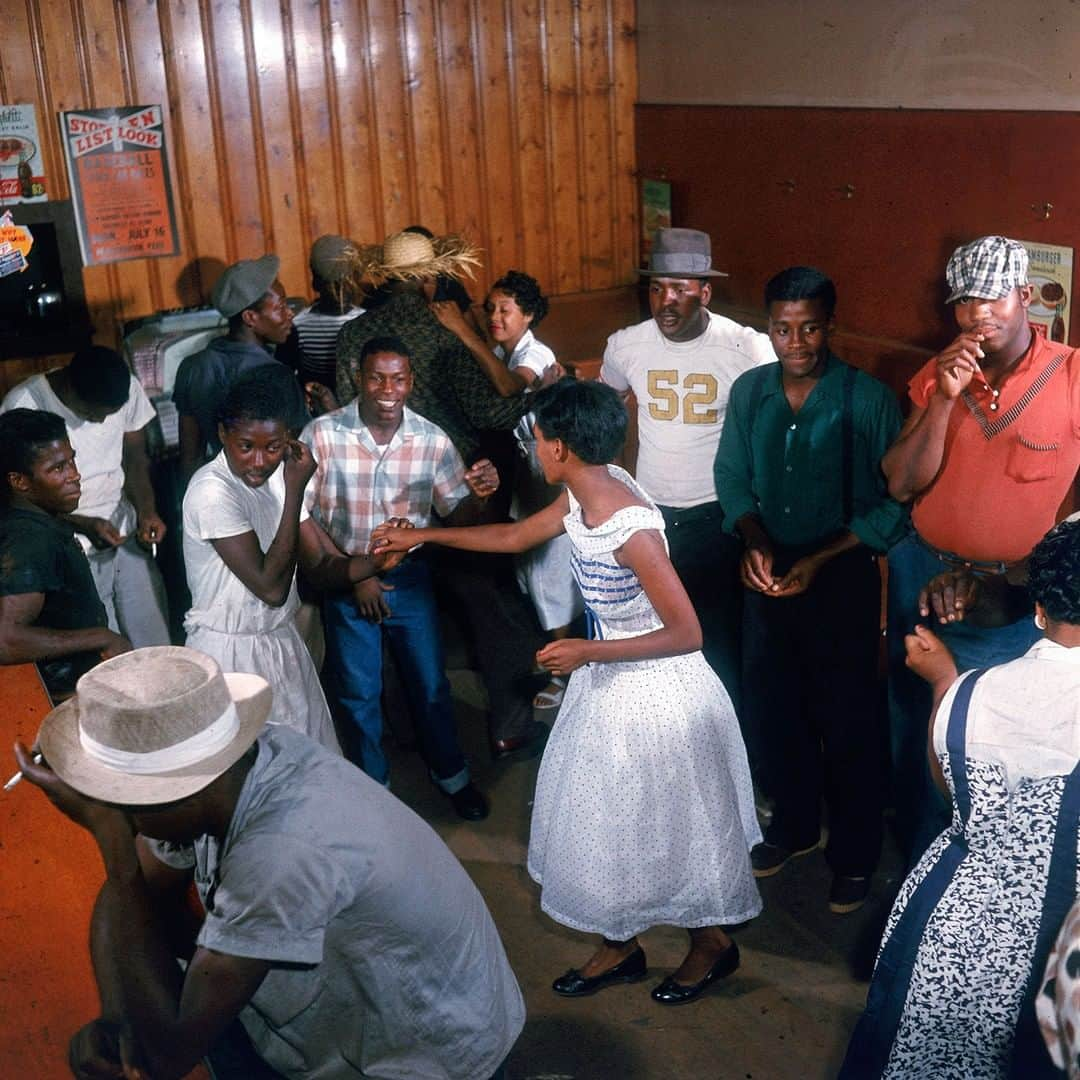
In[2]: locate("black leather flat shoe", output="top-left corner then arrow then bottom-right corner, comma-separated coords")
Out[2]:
650,942 -> 739,1006
551,947 -> 647,997
445,782 -> 489,821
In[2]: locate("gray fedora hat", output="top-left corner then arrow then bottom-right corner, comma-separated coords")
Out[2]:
640,228 -> 728,278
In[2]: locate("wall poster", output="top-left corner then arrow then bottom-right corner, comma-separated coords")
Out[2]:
0,104 -> 48,204
1019,239 -> 1073,345
59,104 -> 179,265
641,178 -> 672,265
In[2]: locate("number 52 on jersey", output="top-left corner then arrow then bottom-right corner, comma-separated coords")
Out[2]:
646,370 -> 719,424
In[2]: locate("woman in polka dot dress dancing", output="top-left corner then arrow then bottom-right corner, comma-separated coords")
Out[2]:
371,378 -> 762,1006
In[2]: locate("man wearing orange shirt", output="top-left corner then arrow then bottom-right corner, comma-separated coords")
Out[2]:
883,235 -> 1080,861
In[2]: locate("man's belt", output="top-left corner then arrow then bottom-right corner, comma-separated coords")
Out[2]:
915,534 -> 1013,576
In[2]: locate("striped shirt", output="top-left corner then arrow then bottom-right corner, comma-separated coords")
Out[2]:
292,305 -> 364,386
301,402 -> 469,554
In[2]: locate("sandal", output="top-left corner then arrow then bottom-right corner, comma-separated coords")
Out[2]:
533,675 -> 567,710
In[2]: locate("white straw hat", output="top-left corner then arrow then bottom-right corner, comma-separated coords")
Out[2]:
36,646 -> 271,805
344,230 -> 481,289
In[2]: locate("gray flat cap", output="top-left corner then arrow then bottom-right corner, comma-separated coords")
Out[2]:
211,254 -> 280,317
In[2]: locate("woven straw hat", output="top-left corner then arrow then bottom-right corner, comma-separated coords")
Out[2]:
36,646 -> 271,805
344,230 -> 481,290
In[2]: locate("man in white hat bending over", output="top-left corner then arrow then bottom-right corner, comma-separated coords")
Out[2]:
883,234 -> 1080,863
14,646 -> 524,1080
601,228 -> 774,707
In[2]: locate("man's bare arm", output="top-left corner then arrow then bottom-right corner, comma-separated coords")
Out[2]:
0,593 -> 128,663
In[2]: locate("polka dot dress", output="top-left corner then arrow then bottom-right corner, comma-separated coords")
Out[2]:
526,466 -> 762,941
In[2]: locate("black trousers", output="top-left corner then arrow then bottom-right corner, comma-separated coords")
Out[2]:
741,545 -> 884,877
658,501 -> 744,714
433,546 -> 545,743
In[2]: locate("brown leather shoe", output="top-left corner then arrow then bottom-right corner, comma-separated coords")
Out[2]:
490,720 -> 549,762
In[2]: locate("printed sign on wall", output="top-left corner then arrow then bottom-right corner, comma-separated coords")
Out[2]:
1019,240 -> 1073,345
59,104 -> 180,265
0,104 -> 48,204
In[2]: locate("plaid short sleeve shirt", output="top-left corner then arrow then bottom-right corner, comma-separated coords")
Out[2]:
301,402 -> 470,554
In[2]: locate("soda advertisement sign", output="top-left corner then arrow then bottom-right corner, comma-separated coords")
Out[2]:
0,104 -> 47,204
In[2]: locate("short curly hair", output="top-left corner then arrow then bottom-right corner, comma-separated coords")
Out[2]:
488,270 -> 549,327
218,368 -> 297,431
531,377 -> 627,464
1027,518 -> 1080,624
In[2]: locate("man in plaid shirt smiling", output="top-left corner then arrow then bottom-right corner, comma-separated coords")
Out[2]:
303,335 -> 497,820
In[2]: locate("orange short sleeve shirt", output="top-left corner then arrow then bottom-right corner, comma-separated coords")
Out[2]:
909,331 -> 1080,562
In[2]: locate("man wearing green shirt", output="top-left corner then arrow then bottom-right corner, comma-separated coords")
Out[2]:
714,267 -> 906,915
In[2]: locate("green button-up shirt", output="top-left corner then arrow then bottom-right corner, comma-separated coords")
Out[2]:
714,354 -> 906,552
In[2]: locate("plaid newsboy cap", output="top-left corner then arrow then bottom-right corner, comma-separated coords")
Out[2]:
945,236 -> 1028,304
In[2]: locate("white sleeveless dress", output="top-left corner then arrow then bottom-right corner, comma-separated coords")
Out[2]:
526,466 -> 762,940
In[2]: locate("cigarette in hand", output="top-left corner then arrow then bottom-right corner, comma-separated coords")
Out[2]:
4,752 -> 43,791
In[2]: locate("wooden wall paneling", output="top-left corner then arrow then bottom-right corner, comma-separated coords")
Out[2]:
509,0 -> 555,291
246,0 -> 306,285
473,0 -> 521,283
157,0 -> 230,300
543,0 -> 585,295
36,0 -> 107,339
0,3 -> 44,139
328,0 -> 382,246
289,0 -> 346,245
434,0 -> 486,261
85,0 -> 156,337
2,0 -> 639,358
610,0 -> 638,284
579,0 -> 614,292
122,0 -> 189,312
400,0 -> 449,235
205,1 -> 265,260
366,1 -> 413,229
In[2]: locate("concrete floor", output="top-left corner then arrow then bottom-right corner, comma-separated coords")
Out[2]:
383,667 -> 906,1080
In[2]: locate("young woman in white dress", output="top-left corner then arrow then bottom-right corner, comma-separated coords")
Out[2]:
183,371 -> 404,751
372,378 -> 761,1005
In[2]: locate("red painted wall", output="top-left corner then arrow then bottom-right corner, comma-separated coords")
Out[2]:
636,105 -> 1080,386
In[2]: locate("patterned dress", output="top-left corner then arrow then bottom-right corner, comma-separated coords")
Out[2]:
841,652 -> 1080,1079
526,466 -> 762,941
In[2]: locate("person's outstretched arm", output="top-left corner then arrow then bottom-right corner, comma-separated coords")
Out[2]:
371,489 -> 569,557
298,515 -> 411,591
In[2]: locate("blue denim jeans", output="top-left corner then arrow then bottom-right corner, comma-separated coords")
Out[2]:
323,559 -> 468,793
886,531 -> 1040,863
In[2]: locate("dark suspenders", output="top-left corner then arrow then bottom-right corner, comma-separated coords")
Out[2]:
840,362 -> 856,525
